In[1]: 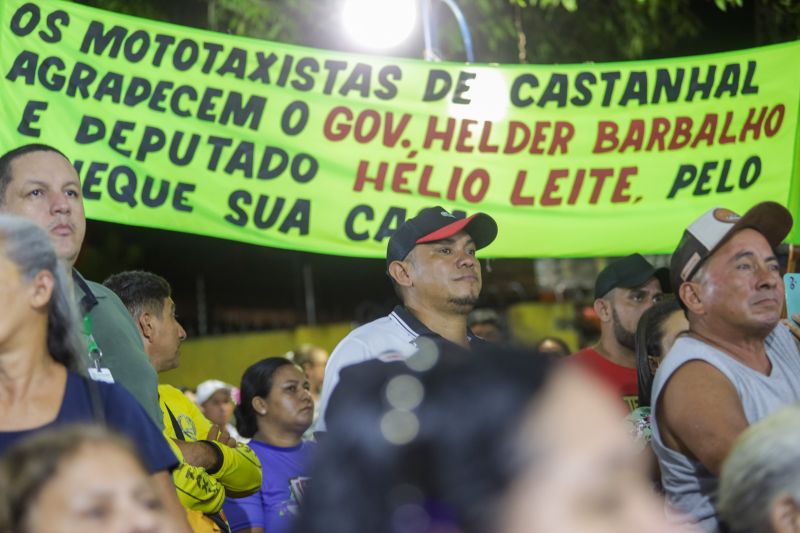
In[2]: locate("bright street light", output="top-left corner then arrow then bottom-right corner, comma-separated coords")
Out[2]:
341,0 -> 418,50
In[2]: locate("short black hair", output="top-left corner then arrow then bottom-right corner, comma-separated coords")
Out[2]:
0,144 -> 69,205
103,270 -> 172,321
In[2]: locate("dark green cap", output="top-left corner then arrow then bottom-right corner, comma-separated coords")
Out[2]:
594,254 -> 670,299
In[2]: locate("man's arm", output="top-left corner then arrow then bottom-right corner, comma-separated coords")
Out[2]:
657,360 -> 749,476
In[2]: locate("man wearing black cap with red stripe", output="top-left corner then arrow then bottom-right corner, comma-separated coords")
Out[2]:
570,254 -> 670,411
315,206 -> 498,433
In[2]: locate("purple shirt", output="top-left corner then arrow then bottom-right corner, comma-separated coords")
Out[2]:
222,439 -> 314,533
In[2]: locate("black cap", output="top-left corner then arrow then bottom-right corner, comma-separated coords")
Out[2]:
594,254 -> 670,299
386,206 -> 498,266
670,201 -> 793,294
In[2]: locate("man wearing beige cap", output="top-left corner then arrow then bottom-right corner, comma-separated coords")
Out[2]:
651,201 -> 800,532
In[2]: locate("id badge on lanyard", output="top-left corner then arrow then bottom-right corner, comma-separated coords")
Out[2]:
82,314 -> 115,383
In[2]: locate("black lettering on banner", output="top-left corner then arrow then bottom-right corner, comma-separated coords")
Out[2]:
80,21 -> 126,57
152,34 -> 176,67
452,71 -> 476,105
124,30 -> 150,62
254,196 -> 286,229
75,115 -> 105,145
197,88 -> 223,122
600,71 -> 621,107
570,72 -> 595,106
172,183 -> 195,212
170,131 -> 200,166
374,207 -> 405,242
220,92 -> 266,130
537,73 -> 568,108
109,120 -> 136,156
223,192 -> 309,234
217,47 -> 247,78
42,10 -> 69,43
10,3 -> 39,37
248,52 -> 278,84
281,101 -> 309,135
201,42 -> 224,73
291,154 -> 318,183
40,56 -> 66,91
740,155 -> 760,188
618,71 -> 648,106
5,50 -> 38,84
94,71 -> 124,103
281,199 -> 310,234
339,63 -> 371,98
653,69 -> 684,104
423,69 -> 451,102
66,62 -> 97,98
124,77 -> 151,106
225,190 -> 249,226
207,136 -> 233,170
344,204 -> 373,241
225,142 -> 254,177
149,81 -> 173,112
277,54 -> 294,86
292,57 -> 318,91
322,60 -> 348,95
136,126 -> 167,162
18,100 -> 48,137
169,85 -> 197,117
510,74 -> 537,107
142,175 -> 169,207
174,38 -> 199,71
686,66 -> 716,102
375,65 -> 401,100
78,160 -> 106,200
108,165 -> 138,207
257,146 -> 288,179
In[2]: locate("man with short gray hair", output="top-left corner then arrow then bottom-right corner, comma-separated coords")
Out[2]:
652,201 -> 800,531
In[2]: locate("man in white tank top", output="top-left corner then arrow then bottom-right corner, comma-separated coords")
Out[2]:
651,201 -> 800,532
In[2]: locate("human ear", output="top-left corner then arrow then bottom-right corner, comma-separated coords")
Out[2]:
594,297 -> 612,323
29,270 -> 54,311
769,494 -> 800,533
679,282 -> 704,316
137,312 -> 154,341
388,260 -> 413,288
251,396 -> 268,416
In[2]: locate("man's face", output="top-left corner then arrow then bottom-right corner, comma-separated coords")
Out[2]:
405,230 -> 482,313
1,151 -> 86,267
148,297 -> 187,373
693,228 -> 783,335
607,278 -> 664,350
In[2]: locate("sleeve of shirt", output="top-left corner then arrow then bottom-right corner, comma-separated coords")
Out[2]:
99,381 -> 179,474
315,335 -> 371,433
172,463 -> 225,514
222,488 -> 265,532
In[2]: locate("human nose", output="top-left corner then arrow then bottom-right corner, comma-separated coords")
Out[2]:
121,503 -> 162,533
456,249 -> 478,268
50,191 -> 71,215
178,323 -> 187,341
755,263 -> 779,289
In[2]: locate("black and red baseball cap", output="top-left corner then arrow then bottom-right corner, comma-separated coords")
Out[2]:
386,206 -> 498,265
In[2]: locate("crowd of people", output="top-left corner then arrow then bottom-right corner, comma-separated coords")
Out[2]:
0,142 -> 798,533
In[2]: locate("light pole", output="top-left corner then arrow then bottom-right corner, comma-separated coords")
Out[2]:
421,0 -> 474,62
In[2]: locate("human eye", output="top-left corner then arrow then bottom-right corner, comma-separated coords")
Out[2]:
27,188 -> 44,197
65,188 -> 80,198
736,262 -> 753,271
630,292 -> 645,303
438,247 -> 451,254
467,248 -> 477,256
81,503 -> 111,521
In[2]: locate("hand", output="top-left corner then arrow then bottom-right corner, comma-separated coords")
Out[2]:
207,424 -> 237,448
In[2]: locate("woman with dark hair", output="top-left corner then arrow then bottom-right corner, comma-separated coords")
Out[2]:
628,298 -> 689,446
296,343 -> 694,533
0,215 -> 179,514
222,357 -> 315,533
0,425 -> 173,533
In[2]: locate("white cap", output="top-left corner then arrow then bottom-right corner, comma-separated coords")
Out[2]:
195,379 -> 234,406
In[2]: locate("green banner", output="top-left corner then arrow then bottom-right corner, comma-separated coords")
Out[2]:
1,0 -> 798,258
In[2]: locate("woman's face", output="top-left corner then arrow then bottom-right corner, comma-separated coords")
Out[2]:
261,364 -> 314,434
501,369 -> 697,533
0,246 -> 32,343
27,442 -> 169,533
648,310 -> 689,375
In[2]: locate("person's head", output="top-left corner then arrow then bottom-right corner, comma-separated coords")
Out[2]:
103,271 -> 187,373
534,336 -> 572,358
468,308 -> 506,342
290,344 -> 329,394
0,145 -> 86,267
593,254 -> 670,352
634,297 -> 688,407
671,203 -> 793,338
0,425 -> 169,533
236,358 -> 313,440
196,380 -> 235,428
0,214 -> 83,370
299,344 -> 686,533
386,206 -> 497,315
718,405 -> 800,533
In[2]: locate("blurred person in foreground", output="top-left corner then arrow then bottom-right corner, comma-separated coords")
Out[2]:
0,144 -> 163,427
570,254 -> 669,411
105,270 -> 262,531
296,342 -> 697,533
0,215 -> 188,530
224,357 -> 315,533
718,405 -> 800,533
0,425 -> 176,533
652,202 -> 800,531
316,206 -> 498,433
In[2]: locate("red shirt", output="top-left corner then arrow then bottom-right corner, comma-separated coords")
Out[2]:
570,347 -> 639,411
